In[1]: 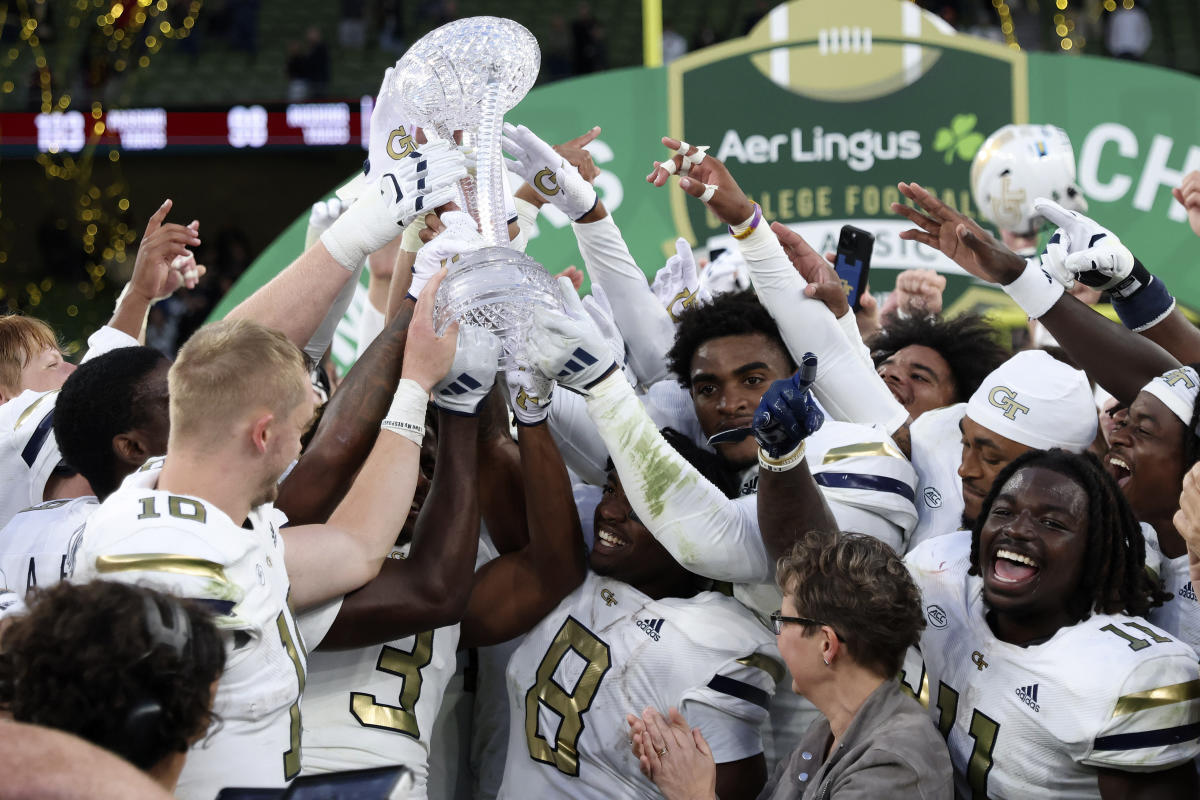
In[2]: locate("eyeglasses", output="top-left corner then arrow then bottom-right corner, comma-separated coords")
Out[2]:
770,610 -> 839,638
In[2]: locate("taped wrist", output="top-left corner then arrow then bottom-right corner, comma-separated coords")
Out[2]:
381,378 -> 428,444
1112,262 -> 1176,332
1002,258 -> 1064,319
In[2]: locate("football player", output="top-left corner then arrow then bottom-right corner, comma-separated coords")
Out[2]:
70,270 -> 460,800
0,198 -> 204,526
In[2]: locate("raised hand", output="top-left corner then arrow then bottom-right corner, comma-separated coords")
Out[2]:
553,126 -> 602,184
433,324 -> 502,416
630,707 -> 716,800
505,367 -> 554,426
502,123 -> 599,221
410,210 -> 485,298
402,268 -> 459,392
770,222 -> 849,318
651,238 -> 711,321
880,268 -> 946,318
322,140 -> 468,271
1036,198 -> 1135,292
892,181 -> 1026,285
127,199 -> 205,302
1172,170 -> 1200,238
753,354 -> 825,461
647,136 -> 756,227
525,276 -> 618,395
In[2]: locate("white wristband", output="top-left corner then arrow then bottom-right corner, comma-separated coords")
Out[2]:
758,441 -> 807,473
1001,257 -> 1065,320
381,378 -> 429,444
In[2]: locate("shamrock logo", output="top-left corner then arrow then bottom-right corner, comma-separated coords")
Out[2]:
934,113 -> 985,165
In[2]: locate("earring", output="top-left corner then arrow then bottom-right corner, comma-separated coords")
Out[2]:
822,655 -> 831,667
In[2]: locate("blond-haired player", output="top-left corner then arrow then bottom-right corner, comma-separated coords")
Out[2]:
71,265 -> 460,800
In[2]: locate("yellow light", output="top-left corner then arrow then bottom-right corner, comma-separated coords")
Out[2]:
1056,24 -> 1068,36
138,55 -> 149,67
109,150 -> 120,162
1123,0 -> 1133,7
40,279 -> 53,291
112,2 -> 124,17
1,82 -> 12,93
1056,0 -> 1067,8
159,20 -> 169,33
93,121 -> 105,134
145,35 -> 156,47
67,305 -> 79,317
1053,13 -> 1064,22
91,105 -> 103,118
86,224 -> 98,236
182,17 -> 194,29
156,0 -> 167,10
1104,0 -> 1116,9
1061,39 -> 1073,50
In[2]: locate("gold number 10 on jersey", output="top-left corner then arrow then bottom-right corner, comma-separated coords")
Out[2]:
524,617 -> 612,776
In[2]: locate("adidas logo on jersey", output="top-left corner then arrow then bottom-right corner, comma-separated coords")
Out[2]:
1180,582 -> 1197,602
637,618 -> 665,641
1015,683 -> 1040,712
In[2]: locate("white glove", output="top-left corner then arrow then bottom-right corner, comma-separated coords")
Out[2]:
502,123 -> 598,221
305,198 -> 346,250
322,140 -> 467,271
581,284 -> 635,386
410,211 -> 486,299
651,238 -> 711,321
700,247 -> 751,296
505,367 -> 555,426
1035,198 -> 1134,292
527,277 -> 618,395
366,66 -> 420,181
432,325 -> 501,416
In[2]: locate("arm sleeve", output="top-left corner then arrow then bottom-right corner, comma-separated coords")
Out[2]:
836,309 -> 876,370
353,296 -> 386,361
80,326 -> 139,363
1082,651 -> 1200,770
737,225 -> 907,432
303,261 -> 365,364
679,659 -> 775,763
584,373 -> 772,583
546,388 -> 612,487
572,215 -> 676,387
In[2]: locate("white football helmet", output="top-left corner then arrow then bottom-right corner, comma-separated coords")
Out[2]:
970,124 -> 1087,236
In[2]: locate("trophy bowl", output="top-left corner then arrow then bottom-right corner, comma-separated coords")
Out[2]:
391,16 -> 540,131
433,246 -> 563,368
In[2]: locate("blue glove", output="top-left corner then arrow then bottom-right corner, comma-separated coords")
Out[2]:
753,353 -> 824,459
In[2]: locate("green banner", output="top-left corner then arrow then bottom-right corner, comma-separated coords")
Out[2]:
213,0 -> 1200,348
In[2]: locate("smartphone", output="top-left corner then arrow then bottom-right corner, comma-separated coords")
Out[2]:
833,225 -> 874,312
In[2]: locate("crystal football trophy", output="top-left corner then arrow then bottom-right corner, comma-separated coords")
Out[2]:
389,17 -> 561,367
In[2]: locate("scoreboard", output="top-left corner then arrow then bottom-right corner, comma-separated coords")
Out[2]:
1,97 -> 376,154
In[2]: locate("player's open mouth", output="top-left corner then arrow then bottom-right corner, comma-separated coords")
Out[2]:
991,547 -> 1040,585
1106,455 -> 1132,488
595,527 -> 629,550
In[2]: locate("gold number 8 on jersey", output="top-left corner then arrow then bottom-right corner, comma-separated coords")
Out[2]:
524,617 -> 611,776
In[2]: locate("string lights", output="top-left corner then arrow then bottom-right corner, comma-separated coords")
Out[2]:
0,0 -> 201,345
992,0 -> 1021,50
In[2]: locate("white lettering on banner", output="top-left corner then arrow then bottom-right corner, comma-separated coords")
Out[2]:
717,127 -> 921,172
34,111 -> 85,153
1079,123 -> 1200,223
285,103 -> 351,145
227,105 -> 268,148
1134,135 -> 1200,221
106,108 -> 167,151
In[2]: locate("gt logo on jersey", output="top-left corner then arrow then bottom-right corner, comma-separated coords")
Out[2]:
637,618 -> 665,641
600,587 -> 617,606
971,651 -> 989,671
1162,368 -> 1197,389
988,386 -> 1030,421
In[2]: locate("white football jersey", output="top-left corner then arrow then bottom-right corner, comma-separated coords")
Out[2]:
0,495 -> 98,594
300,543 -> 493,800
498,572 -> 780,800
70,458 -> 305,800
0,390 -> 64,529
1143,523 -> 1200,658
902,533 -> 1200,798
906,403 -> 967,553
